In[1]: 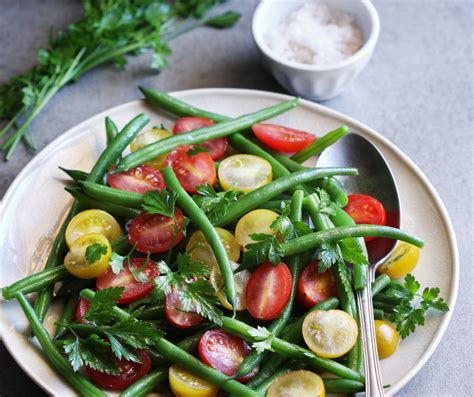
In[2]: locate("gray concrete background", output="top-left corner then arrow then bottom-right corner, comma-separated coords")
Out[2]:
0,0 -> 472,396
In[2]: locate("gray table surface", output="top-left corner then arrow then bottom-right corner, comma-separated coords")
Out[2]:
0,0 -> 472,396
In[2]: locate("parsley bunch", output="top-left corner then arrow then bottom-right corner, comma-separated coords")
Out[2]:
0,0 -> 240,160
193,184 -> 239,225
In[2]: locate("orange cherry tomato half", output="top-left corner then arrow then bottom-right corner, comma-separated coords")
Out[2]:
165,145 -> 216,194
85,349 -> 151,390
297,263 -> 338,309
344,194 -> 387,242
96,258 -> 159,304
173,117 -> 228,160
107,165 -> 165,194
245,261 -> 292,321
128,210 -> 185,254
198,329 -> 258,382
165,287 -> 205,329
252,123 -> 316,153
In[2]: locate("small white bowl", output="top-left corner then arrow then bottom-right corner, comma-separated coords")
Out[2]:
252,0 -> 380,101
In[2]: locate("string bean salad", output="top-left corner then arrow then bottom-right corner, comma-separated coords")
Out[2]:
2,88 -> 449,397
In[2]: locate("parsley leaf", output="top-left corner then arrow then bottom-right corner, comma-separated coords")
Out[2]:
242,233 -> 284,267
316,241 -> 342,273
83,287 -> 124,324
129,253 -> 152,283
316,188 -> 336,216
205,11 -> 241,28
386,274 -> 449,339
248,326 -> 275,354
85,243 -> 108,265
339,238 -> 368,267
142,189 -> 177,218
109,252 -> 125,274
193,184 -> 238,225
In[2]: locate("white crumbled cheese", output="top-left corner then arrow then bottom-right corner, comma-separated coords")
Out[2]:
264,2 -> 364,66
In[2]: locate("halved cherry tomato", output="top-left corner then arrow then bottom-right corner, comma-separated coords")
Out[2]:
374,320 -> 400,359
210,261 -> 251,311
65,209 -> 121,248
297,263 -> 338,309
235,209 -> 279,251
85,349 -> 151,390
130,128 -> 172,169
173,117 -> 228,160
128,210 -> 185,254
96,258 -> 159,304
198,329 -> 258,382
267,370 -> 325,397
245,261 -> 292,321
165,287 -> 204,329
75,297 -> 90,323
378,241 -> 420,278
344,194 -> 387,242
64,233 -> 112,279
169,364 -> 218,397
165,145 -> 216,194
252,123 -> 316,153
107,165 -> 165,194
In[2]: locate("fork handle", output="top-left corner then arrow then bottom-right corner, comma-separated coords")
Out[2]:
357,271 -> 385,397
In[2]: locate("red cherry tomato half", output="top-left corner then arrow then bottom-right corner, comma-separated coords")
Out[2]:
86,349 -> 151,390
198,329 -> 258,382
165,287 -> 204,329
75,297 -> 90,323
297,263 -> 338,309
173,117 -> 228,160
245,261 -> 292,321
344,194 -> 387,242
165,145 -> 216,194
252,123 -> 316,153
107,165 -> 165,194
96,258 -> 159,305
128,210 -> 185,254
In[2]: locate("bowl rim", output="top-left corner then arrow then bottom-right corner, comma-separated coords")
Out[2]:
252,0 -> 381,72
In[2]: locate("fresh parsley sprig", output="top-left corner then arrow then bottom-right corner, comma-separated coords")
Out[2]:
193,184 -> 239,225
85,243 -> 108,265
142,189 -> 178,219
384,274 -> 449,339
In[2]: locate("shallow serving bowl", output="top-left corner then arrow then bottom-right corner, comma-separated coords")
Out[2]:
252,0 -> 380,101
0,89 -> 458,396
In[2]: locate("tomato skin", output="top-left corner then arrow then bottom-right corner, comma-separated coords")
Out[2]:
165,288 -> 204,329
252,123 -> 316,153
107,165 -> 165,194
198,329 -> 258,382
165,145 -> 216,194
344,194 -> 387,242
173,117 -> 228,160
96,258 -> 159,304
378,241 -> 420,279
86,349 -> 151,390
245,261 -> 292,321
76,297 -> 90,323
297,263 -> 338,309
128,210 -> 184,254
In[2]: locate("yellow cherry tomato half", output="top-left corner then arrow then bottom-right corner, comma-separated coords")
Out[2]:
130,127 -> 172,169
210,260 -> 251,311
218,154 -> 272,192
235,209 -> 279,251
169,364 -> 218,397
267,370 -> 325,397
186,228 -> 240,268
374,320 -> 400,359
65,209 -> 121,248
64,233 -> 111,279
378,241 -> 421,278
302,310 -> 358,359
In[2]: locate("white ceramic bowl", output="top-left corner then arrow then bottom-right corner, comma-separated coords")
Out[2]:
252,0 -> 380,101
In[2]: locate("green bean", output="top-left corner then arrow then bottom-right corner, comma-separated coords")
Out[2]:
373,308 -> 385,320
136,303 -> 165,320
373,292 -> 400,304
118,98 -> 298,171
163,166 -> 236,311
79,181 -> 143,209
2,266 -> 70,300
215,167 -> 358,227
373,300 -> 395,313
65,187 -> 141,219
372,274 -> 391,297
80,289 -> 261,397
257,199 -> 290,210
59,167 -> 89,182
234,190 -> 306,379
323,378 -> 365,394
221,316 -> 364,382
55,279 -> 93,299
105,116 -> 119,146
247,297 -> 339,388
54,294 -> 79,340
15,293 -> 107,397
291,125 -> 349,163
119,368 -> 167,397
